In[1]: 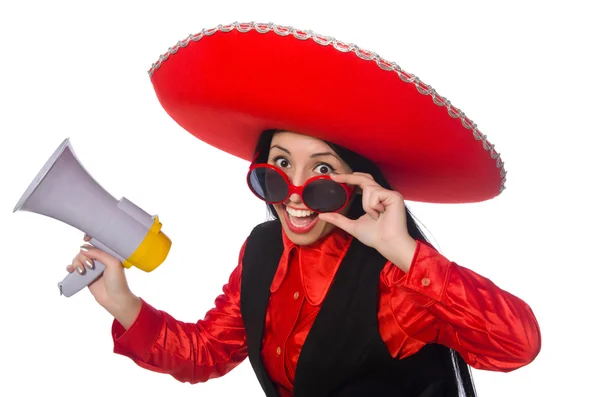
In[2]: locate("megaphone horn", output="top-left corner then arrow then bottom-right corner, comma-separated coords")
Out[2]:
14,138 -> 171,297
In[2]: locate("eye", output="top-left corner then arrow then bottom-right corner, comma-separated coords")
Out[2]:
273,157 -> 291,168
314,163 -> 335,174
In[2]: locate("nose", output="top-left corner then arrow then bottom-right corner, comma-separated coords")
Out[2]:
288,192 -> 302,205
288,171 -> 309,204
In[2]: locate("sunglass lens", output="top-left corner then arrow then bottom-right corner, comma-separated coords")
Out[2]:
248,167 -> 289,203
303,179 -> 348,212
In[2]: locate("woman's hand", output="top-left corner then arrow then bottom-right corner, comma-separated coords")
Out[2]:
318,172 -> 417,272
67,234 -> 141,329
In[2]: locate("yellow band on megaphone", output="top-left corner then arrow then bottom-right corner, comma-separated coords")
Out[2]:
122,215 -> 171,272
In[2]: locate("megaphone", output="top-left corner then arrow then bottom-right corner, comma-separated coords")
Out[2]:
13,138 -> 171,297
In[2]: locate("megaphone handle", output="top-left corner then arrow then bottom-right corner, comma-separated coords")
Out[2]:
58,261 -> 106,297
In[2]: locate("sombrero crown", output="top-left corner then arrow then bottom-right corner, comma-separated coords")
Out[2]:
148,21 -> 506,204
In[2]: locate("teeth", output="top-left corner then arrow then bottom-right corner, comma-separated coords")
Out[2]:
286,206 -> 314,218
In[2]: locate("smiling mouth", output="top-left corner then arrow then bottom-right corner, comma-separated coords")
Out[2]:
282,205 -> 319,233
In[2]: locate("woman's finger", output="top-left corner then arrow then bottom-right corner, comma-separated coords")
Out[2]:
80,244 -> 123,272
330,172 -> 380,190
360,185 -> 381,220
69,251 -> 96,275
318,212 -> 356,236
71,255 -> 86,275
78,252 -> 95,270
368,188 -> 387,214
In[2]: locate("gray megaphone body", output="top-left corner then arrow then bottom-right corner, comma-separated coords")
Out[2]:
13,138 -> 171,297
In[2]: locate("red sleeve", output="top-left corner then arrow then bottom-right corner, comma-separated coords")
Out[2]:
383,241 -> 541,372
111,241 -> 248,383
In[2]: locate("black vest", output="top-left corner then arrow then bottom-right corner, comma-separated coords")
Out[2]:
240,220 -> 458,396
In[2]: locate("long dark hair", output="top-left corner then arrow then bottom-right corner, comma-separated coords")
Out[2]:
253,129 -> 477,397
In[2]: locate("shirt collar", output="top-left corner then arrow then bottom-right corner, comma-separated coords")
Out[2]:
270,226 -> 353,306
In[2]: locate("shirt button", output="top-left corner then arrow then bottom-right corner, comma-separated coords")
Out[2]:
293,292 -> 299,300
276,347 -> 281,355
421,277 -> 431,287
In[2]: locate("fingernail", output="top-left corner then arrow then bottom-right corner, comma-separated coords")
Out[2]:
85,260 -> 95,270
77,266 -> 85,275
80,245 -> 90,251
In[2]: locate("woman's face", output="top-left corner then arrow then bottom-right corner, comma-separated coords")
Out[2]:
267,131 -> 353,246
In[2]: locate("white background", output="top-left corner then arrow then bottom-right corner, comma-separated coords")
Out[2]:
1,0 -> 598,396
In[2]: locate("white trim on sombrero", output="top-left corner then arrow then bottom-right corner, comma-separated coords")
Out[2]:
147,21 -> 507,195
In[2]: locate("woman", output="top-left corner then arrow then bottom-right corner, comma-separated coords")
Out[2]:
68,22 -> 541,396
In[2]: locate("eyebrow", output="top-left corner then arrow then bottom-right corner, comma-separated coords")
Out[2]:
270,145 -> 342,162
270,145 -> 290,154
310,152 -> 343,162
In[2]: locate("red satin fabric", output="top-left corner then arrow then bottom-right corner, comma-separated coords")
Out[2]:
112,228 -> 541,395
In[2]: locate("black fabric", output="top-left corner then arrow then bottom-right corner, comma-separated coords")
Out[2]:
240,220 -> 456,396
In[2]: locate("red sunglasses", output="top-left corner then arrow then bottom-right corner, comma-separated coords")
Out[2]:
246,162 -> 355,213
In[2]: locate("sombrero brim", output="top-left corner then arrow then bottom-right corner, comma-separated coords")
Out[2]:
148,22 -> 506,203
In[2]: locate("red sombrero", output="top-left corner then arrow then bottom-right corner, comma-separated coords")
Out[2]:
148,22 -> 506,203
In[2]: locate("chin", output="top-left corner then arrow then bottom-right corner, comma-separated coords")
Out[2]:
275,204 -> 334,246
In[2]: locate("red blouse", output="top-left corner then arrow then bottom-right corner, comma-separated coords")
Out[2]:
111,227 -> 541,396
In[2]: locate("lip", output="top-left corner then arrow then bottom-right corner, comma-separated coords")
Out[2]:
282,205 -> 319,234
